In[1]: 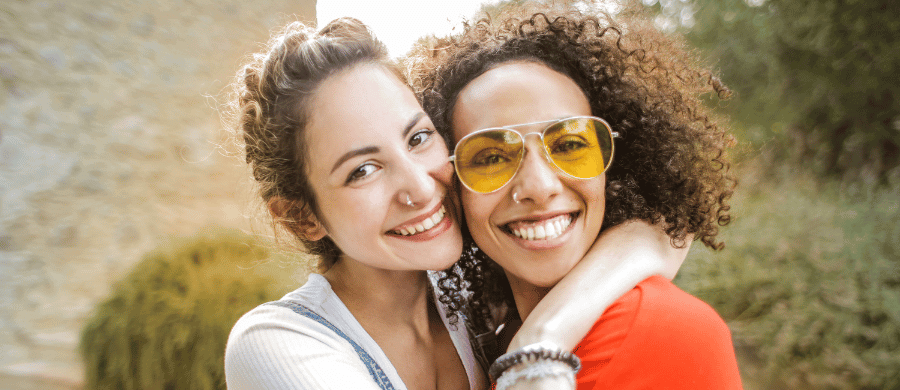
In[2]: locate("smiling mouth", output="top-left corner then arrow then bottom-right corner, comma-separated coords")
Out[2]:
390,206 -> 447,236
503,212 -> 578,241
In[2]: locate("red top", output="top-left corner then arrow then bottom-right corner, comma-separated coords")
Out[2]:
574,276 -> 743,389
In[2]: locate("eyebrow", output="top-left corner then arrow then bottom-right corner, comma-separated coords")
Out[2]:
329,112 -> 428,174
402,112 -> 427,138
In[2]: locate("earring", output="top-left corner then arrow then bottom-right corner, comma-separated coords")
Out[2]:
512,192 -> 521,204
406,194 -> 415,207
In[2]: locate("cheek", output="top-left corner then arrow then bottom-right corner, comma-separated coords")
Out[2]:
419,141 -> 454,189
587,175 -> 606,203
461,191 -> 496,230
315,186 -> 385,233
433,160 -> 456,189
578,175 -> 607,220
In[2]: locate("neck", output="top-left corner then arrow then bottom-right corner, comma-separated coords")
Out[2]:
505,271 -> 552,321
324,255 -> 433,331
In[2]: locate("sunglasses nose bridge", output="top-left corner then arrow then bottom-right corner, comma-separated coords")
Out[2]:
520,131 -> 543,141
520,131 -> 557,167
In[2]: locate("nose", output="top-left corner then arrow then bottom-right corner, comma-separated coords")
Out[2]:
395,149 -> 451,208
508,136 -> 562,204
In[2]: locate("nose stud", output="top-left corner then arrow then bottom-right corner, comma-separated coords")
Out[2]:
512,192 -> 521,204
406,194 -> 415,207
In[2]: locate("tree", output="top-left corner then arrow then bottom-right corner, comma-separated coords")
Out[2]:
646,0 -> 900,182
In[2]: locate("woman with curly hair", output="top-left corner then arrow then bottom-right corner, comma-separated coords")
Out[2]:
224,16 -> 691,390
415,6 -> 742,390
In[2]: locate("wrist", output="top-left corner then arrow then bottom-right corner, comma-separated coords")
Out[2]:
508,324 -> 547,352
495,360 -> 576,390
490,341 -> 581,383
511,314 -> 579,352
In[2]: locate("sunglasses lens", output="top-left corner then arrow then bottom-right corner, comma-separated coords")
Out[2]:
454,130 -> 524,193
454,117 -> 615,193
543,118 -> 613,179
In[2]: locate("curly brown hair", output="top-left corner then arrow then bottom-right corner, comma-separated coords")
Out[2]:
411,7 -> 736,337
232,18 -> 398,271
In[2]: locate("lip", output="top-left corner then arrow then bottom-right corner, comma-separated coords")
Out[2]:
387,200 -> 454,242
502,210 -> 575,224
499,211 -> 579,250
391,202 -> 445,230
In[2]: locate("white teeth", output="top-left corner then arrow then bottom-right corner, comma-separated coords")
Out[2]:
430,212 -> 441,226
393,206 -> 447,236
534,225 -> 546,239
544,222 -> 556,238
509,214 -> 572,241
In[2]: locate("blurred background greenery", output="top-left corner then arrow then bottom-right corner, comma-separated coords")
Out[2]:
3,0 -> 895,389
636,0 -> 900,388
79,230 -> 297,390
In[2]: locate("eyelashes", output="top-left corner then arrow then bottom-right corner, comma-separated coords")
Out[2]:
345,163 -> 378,184
344,129 -> 437,185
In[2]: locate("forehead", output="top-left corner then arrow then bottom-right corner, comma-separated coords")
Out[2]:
305,63 -> 419,165
309,63 -> 415,136
451,61 -> 591,140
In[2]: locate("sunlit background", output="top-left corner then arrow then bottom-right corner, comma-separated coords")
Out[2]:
317,0 -> 488,58
0,0 -> 897,389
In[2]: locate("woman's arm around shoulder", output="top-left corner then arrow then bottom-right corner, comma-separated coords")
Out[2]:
509,220 -> 691,352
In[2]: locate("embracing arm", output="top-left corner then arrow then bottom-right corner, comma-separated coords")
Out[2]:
508,220 -> 691,352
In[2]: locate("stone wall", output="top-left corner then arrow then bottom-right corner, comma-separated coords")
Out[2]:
0,1 -> 315,388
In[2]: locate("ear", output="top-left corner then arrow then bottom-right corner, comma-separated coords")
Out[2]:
268,197 -> 328,241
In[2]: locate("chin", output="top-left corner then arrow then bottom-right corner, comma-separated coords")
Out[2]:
424,245 -> 463,271
509,267 -> 567,289
527,275 -> 565,288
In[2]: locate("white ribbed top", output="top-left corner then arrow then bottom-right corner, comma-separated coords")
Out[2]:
225,273 -> 484,389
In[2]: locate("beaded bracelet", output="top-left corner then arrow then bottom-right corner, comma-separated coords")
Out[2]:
495,359 -> 576,390
488,341 -> 581,382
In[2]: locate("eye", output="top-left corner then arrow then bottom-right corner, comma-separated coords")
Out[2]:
408,129 -> 435,150
470,148 -> 512,167
345,163 -> 379,184
550,135 -> 590,154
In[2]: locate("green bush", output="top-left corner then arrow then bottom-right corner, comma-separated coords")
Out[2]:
79,228 -> 298,390
675,166 -> 900,390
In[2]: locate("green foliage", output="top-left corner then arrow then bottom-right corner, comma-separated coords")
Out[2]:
642,0 -> 900,387
79,228 -> 297,390
760,0 -> 900,179
675,167 -> 900,390
645,0 -> 900,181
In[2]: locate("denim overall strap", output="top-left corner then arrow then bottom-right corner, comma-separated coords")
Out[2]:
265,301 -> 397,390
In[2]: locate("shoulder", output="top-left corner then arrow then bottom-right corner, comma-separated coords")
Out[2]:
610,276 -> 742,388
226,274 -> 349,355
225,299 -> 350,355
576,276 -> 731,346
631,276 -> 732,341
224,276 -> 381,389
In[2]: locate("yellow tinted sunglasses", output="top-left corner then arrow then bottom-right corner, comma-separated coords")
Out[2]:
449,116 -> 619,194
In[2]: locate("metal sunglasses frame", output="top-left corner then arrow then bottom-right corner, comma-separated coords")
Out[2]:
448,115 -> 620,194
